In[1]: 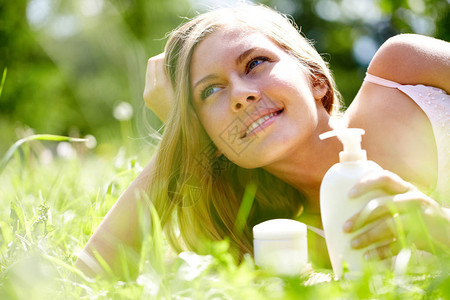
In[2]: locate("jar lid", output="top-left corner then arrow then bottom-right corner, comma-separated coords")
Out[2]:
253,219 -> 307,240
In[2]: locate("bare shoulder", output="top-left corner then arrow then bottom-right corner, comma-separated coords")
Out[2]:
346,82 -> 438,192
343,34 -> 446,192
368,34 -> 450,93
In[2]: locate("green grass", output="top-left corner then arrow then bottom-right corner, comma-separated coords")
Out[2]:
1,137 -> 450,299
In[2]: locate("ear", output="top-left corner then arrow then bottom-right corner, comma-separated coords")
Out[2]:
312,77 -> 328,101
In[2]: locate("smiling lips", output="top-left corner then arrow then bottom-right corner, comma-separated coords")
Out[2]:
241,108 -> 284,138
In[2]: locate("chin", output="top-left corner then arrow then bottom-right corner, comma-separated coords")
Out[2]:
223,124 -> 308,169
226,155 -> 262,169
229,143 -> 293,170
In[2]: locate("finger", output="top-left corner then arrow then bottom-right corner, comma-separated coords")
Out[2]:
154,53 -> 167,84
344,191 -> 424,233
363,240 -> 401,261
144,57 -> 157,98
344,195 -> 394,233
144,53 -> 171,114
153,52 -> 166,60
349,170 -> 414,199
145,53 -> 165,88
350,217 -> 396,249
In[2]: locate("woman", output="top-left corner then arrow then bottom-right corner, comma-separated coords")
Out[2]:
76,4 -> 450,278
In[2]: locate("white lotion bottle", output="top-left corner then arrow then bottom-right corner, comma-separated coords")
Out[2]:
253,219 -> 308,276
319,128 -> 384,279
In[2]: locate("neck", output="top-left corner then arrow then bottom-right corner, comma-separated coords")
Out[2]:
263,117 -> 342,213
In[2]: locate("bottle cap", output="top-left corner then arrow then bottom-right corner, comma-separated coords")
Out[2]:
319,128 -> 367,162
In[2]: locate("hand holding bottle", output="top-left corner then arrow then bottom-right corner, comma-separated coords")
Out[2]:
343,170 -> 450,260
143,52 -> 174,122
320,128 -> 449,278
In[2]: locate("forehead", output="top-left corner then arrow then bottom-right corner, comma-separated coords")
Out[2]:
198,26 -> 272,49
190,26 -> 281,76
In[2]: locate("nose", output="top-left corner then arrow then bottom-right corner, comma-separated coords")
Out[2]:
230,78 -> 261,111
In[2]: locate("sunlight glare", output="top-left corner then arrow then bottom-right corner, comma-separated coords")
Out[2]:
80,0 -> 105,17
341,0 -> 381,23
26,0 -> 52,29
315,0 -> 341,22
352,35 -> 378,66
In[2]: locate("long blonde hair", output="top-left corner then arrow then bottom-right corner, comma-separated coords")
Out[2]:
148,4 -> 341,260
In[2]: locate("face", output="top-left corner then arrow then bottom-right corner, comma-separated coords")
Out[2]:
190,26 -> 328,169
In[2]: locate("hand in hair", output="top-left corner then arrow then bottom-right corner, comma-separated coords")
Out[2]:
143,52 -> 174,122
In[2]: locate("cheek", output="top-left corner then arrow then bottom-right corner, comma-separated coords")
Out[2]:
267,64 -> 311,95
197,105 -> 231,145
198,110 -> 249,164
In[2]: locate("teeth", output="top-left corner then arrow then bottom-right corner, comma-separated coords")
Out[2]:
244,112 -> 278,137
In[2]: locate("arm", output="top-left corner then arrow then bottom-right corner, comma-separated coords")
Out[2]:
368,34 -> 450,93
342,35 -> 450,262
143,53 -> 174,123
77,52 -> 173,278
75,158 -> 156,278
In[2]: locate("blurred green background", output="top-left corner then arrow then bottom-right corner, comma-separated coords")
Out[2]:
1,0 -> 449,156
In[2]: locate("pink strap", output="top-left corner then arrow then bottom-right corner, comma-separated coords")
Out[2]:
364,73 -> 402,89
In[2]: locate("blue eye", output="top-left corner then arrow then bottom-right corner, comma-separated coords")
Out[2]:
249,59 -> 263,69
247,57 -> 268,72
201,86 -> 221,100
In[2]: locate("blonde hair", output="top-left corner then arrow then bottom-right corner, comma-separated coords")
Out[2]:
148,4 -> 340,260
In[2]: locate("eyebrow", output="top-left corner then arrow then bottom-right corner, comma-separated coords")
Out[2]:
192,47 -> 260,91
236,47 -> 258,66
193,74 -> 220,92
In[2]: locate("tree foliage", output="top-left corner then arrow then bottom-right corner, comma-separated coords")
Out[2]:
0,0 -> 448,153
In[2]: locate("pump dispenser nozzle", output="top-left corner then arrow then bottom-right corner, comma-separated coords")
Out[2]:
319,128 -> 367,162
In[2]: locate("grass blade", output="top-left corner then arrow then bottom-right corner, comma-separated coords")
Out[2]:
0,67 -> 6,98
234,182 -> 257,235
0,134 -> 87,174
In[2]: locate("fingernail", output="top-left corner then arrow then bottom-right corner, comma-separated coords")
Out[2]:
343,221 -> 353,232
351,239 -> 360,248
348,187 -> 358,198
364,252 -> 374,261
